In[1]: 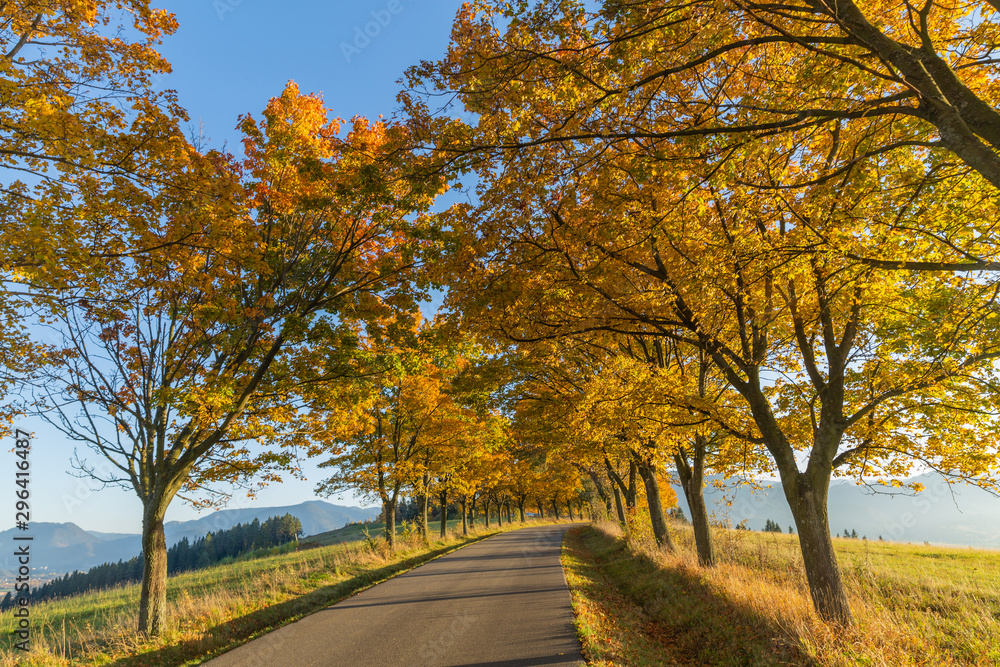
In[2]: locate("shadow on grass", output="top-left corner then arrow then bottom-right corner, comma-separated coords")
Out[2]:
570,526 -> 818,667
108,539 -> 487,667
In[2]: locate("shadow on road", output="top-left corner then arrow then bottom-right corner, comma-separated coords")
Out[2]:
106,543 -> 465,667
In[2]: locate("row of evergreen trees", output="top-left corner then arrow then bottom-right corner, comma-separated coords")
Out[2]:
168,514 -> 303,573
390,497 -> 459,523
763,519 -> 792,533
762,518 -> 866,538
6,514 -> 303,606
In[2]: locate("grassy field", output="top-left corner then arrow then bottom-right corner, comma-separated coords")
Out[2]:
299,517 -> 468,547
563,518 -> 1000,667
0,518 -> 549,666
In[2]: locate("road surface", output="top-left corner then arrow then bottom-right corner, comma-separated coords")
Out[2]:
206,524 -> 585,667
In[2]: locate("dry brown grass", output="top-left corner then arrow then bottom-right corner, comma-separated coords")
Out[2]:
572,514 -> 1000,666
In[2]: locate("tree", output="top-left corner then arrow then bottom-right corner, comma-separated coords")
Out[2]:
451,157 -> 1000,622
408,8 -> 1000,620
0,1 -> 188,439
572,351 -> 678,549
35,83 -> 442,635
0,1 -> 185,283
411,103 -> 1000,629
592,335 -> 757,565
407,0 -> 1000,271
314,317 -> 476,549
449,419 -> 503,535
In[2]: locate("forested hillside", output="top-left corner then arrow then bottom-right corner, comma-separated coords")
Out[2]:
1,515 -> 301,607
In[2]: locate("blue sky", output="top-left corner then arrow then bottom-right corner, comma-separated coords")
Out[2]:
2,0 -> 466,534
159,0 -> 465,149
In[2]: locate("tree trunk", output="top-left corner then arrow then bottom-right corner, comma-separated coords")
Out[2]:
484,496 -> 491,528
790,476 -> 853,624
461,496 -> 468,536
567,501 -> 575,521
439,490 -> 448,539
551,499 -> 561,520
536,499 -> 545,518
635,459 -> 674,550
470,494 -> 478,529
518,499 -> 526,522
612,483 -> 626,525
138,501 -> 169,636
383,497 -> 396,550
419,483 -> 430,542
675,442 -> 716,567
605,458 -> 636,524
626,461 -> 638,510
587,470 -> 613,518
497,497 -> 504,527
685,474 -> 715,566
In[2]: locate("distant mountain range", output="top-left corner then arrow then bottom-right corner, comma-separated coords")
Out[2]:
672,473 -> 1000,549
0,500 -> 379,577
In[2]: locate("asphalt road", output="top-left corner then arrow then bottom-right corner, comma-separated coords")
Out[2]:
206,524 -> 585,667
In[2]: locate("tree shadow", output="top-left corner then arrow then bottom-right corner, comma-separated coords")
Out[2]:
107,542 -> 472,667
569,526 -> 819,667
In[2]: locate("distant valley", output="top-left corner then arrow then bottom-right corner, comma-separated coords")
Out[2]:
0,500 -> 379,580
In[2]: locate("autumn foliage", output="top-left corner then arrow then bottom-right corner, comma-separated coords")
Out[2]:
403,0 -> 1000,626
5,0 -> 1000,649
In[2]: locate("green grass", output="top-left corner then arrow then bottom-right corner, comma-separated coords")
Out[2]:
300,517 -> 467,547
563,519 -> 1000,667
